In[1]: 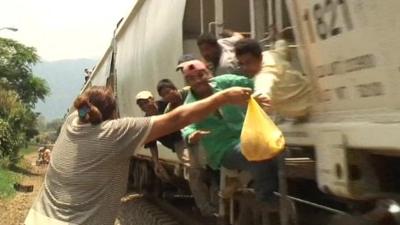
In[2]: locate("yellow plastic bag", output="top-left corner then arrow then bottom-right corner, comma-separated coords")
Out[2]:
240,97 -> 285,161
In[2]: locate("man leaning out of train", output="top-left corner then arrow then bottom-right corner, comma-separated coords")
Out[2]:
25,86 -> 252,225
197,29 -> 243,76
180,59 -> 280,208
234,38 -> 312,119
135,90 -> 183,180
177,55 -> 223,216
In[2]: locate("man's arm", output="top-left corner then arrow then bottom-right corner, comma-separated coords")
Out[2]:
253,72 -> 276,98
231,31 -> 244,39
149,144 -> 159,163
144,141 -> 159,163
220,29 -> 244,39
145,87 -> 251,143
219,29 -> 244,48
181,123 -> 198,143
214,74 -> 254,90
148,144 -> 169,180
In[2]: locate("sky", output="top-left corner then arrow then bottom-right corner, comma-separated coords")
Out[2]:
0,0 -> 137,61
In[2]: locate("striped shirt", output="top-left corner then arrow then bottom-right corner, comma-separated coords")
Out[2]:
25,112 -> 153,225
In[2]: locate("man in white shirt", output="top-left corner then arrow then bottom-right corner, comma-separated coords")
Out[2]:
197,30 -> 243,76
234,38 -> 312,118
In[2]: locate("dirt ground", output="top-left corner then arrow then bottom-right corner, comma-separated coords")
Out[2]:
0,152 -> 47,225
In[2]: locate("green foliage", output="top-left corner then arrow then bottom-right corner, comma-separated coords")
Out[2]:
19,144 -> 37,156
0,38 -> 50,165
0,119 -> 16,159
46,118 -> 63,132
0,37 -> 49,107
0,167 -> 21,199
0,92 -> 26,164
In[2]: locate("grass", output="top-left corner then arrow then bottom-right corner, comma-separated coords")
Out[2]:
0,166 -> 21,199
19,144 -> 38,156
0,144 -> 37,199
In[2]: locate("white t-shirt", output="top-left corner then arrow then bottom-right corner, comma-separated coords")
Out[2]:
214,35 -> 242,76
254,47 -> 312,118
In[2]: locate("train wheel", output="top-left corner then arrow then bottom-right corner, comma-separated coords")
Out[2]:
117,197 -> 179,225
328,199 -> 400,225
128,159 -> 155,193
233,193 -> 298,225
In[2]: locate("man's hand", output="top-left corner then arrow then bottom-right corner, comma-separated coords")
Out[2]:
253,93 -> 272,112
220,29 -> 244,39
154,161 -> 170,181
219,87 -> 252,106
220,29 -> 234,38
188,130 -> 211,144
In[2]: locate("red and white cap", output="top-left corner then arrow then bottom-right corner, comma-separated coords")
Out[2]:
180,60 -> 208,77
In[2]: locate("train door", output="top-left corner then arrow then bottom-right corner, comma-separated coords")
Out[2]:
181,0 -> 252,58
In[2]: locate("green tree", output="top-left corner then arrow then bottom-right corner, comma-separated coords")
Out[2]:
0,37 -> 49,107
0,89 -> 29,163
0,38 -> 50,164
36,115 -> 47,132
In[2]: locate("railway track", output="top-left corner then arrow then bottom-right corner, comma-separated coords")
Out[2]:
116,193 -> 214,225
115,192 -> 344,225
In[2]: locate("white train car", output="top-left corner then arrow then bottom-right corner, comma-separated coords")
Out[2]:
283,0 -> 400,200
81,0 -> 400,224
83,0 -> 257,165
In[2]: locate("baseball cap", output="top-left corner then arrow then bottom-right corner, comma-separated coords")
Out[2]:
181,60 -> 208,77
135,91 -> 153,101
176,54 -> 196,71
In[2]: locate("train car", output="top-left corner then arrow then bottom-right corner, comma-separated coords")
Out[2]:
279,0 -> 400,224
80,0 -> 400,224
82,0 -> 260,175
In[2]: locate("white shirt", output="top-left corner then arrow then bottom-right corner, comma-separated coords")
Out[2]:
214,35 -> 242,76
254,48 -> 312,118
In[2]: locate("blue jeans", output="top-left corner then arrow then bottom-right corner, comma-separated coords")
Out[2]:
221,144 -> 279,202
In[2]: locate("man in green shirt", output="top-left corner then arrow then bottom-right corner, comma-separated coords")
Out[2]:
156,78 -> 215,216
181,60 -> 278,204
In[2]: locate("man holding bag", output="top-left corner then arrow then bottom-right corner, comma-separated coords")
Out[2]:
234,38 -> 312,119
180,60 -> 279,206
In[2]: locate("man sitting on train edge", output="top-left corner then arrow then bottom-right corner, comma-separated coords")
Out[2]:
155,79 -> 191,165
157,79 -> 190,114
156,78 -> 217,216
180,59 -> 279,206
197,29 -> 243,76
234,38 -> 312,119
135,90 -> 178,180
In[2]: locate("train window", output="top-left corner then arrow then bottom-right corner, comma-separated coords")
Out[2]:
261,0 -> 295,45
182,0 -> 215,39
222,0 -> 251,37
260,0 -> 306,74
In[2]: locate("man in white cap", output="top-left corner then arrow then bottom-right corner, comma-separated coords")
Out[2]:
135,91 -> 172,180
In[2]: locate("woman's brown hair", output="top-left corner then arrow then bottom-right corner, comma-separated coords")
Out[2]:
73,86 -> 116,125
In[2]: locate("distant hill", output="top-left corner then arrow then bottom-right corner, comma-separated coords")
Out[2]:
33,59 -> 97,120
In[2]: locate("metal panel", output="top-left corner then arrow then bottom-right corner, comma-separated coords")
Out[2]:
222,0 -> 250,35
287,0 -> 400,113
115,0 -> 186,117
315,131 -> 349,197
91,49 -> 112,87
214,0 -> 224,35
250,0 -> 266,39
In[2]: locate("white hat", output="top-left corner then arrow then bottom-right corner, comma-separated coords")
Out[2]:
135,91 -> 153,101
